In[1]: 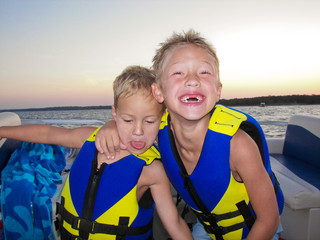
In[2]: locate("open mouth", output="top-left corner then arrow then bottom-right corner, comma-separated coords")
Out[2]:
180,95 -> 204,103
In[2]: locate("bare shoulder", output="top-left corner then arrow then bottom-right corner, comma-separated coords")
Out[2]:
231,128 -> 253,146
231,129 -> 259,160
230,129 -> 264,181
139,160 -> 167,186
142,160 -> 166,178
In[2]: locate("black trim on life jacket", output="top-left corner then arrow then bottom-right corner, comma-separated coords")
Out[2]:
138,188 -> 154,209
167,114 -> 256,240
167,115 -> 224,240
80,150 -> 106,239
57,197 -> 153,239
56,150 -> 154,239
239,121 -> 265,165
236,200 -> 255,230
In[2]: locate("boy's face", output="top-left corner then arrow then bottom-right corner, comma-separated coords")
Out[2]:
153,44 -> 222,122
112,92 -> 163,155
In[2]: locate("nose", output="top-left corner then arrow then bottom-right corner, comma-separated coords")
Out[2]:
133,122 -> 144,136
185,73 -> 200,87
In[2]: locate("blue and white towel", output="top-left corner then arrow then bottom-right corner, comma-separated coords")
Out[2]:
1,142 -> 66,240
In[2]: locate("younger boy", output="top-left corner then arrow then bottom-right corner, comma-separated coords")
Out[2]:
95,31 -> 284,240
0,66 -> 193,240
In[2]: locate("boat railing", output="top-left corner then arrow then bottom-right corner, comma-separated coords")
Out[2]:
259,120 -> 287,126
21,119 -> 105,126
21,119 -> 288,127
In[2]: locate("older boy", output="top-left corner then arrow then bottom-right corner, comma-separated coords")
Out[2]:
0,66 -> 193,240
96,31 -> 284,240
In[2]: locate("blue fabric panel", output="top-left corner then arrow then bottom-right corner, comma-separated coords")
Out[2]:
271,154 -> 320,190
283,125 -> 320,168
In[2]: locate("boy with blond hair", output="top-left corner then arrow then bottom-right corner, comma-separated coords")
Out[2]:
96,31 -> 284,240
0,66 -> 193,240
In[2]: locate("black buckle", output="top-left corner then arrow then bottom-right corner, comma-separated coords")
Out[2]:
204,225 -> 223,235
200,212 -> 217,222
71,217 -> 96,233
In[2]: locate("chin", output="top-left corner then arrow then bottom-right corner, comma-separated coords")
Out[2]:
129,148 -> 146,155
180,110 -> 210,121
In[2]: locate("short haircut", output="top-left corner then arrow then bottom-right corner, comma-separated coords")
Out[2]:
152,29 -> 220,86
113,66 -> 159,109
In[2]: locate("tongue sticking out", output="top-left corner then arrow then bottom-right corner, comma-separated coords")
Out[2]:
130,141 -> 146,150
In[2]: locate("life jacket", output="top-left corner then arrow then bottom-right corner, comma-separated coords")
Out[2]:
158,104 -> 284,240
56,128 -> 160,240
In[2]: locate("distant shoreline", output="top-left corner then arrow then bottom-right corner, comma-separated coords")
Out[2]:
1,94 -> 320,112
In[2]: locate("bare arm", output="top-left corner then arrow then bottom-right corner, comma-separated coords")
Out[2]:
230,130 -> 280,240
139,161 -> 193,240
0,125 -> 96,149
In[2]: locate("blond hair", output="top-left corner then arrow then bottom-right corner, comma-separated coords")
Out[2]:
113,66 -> 164,112
152,29 -> 220,86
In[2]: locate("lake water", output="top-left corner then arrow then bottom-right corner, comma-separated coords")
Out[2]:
14,104 -> 320,139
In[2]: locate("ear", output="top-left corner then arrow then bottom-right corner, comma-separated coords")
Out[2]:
216,83 -> 223,100
112,105 -> 117,120
151,83 -> 164,103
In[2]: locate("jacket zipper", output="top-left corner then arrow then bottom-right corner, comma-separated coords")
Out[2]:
81,150 -> 106,222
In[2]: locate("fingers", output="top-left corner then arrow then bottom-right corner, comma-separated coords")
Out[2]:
94,120 -> 122,159
95,131 -> 120,160
95,135 -> 118,159
95,135 -> 105,154
110,135 -> 121,155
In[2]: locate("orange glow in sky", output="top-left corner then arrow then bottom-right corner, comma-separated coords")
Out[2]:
1,0 -> 319,109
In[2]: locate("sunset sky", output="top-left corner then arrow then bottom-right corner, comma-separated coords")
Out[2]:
1,0 -> 319,109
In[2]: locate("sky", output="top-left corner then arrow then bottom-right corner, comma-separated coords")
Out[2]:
1,0 -> 319,110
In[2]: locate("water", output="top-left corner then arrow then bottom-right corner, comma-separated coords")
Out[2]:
235,105 -> 320,138
14,105 -> 320,138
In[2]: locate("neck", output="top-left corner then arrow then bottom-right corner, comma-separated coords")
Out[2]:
169,112 -> 211,154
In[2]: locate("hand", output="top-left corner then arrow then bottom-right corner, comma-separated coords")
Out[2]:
95,120 -> 126,159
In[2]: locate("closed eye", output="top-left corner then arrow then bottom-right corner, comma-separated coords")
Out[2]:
173,71 -> 183,75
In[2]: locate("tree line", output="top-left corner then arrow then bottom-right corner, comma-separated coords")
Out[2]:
218,94 -> 320,106
2,94 -> 320,112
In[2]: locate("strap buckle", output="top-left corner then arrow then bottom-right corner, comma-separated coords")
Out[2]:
204,225 -> 223,234
71,217 -> 96,233
200,212 -> 217,223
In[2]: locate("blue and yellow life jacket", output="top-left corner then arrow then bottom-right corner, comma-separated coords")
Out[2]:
57,128 -> 160,240
158,104 -> 284,240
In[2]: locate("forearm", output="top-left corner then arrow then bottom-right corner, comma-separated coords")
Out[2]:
246,216 -> 280,240
0,125 -> 51,143
164,215 -> 193,240
0,125 -> 95,149
0,125 -> 76,147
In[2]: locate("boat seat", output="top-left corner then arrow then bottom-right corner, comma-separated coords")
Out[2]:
0,112 -> 22,177
0,138 -> 22,176
267,114 -> 320,240
271,154 -> 319,190
270,115 -> 320,193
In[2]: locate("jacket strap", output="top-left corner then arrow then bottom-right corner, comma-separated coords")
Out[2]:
56,200 -> 153,237
167,115 -> 224,240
